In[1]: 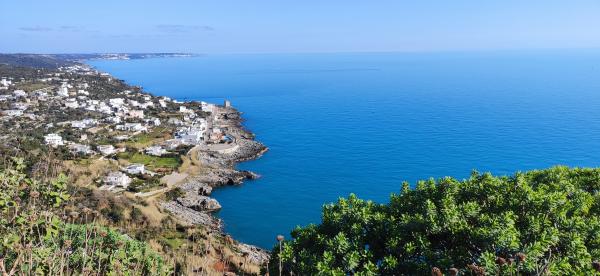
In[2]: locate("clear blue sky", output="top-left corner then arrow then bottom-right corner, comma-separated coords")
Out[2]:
2,0 -> 599,54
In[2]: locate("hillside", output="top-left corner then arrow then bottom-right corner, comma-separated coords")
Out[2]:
0,54 -> 75,69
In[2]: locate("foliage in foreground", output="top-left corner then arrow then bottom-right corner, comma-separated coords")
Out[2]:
0,158 -> 170,275
270,166 -> 600,275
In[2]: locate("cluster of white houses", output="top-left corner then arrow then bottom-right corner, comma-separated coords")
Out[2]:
2,65 -> 231,193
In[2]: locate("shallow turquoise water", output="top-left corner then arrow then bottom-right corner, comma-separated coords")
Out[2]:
90,50 -> 600,248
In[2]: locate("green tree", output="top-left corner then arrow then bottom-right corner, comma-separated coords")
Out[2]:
270,166 -> 600,275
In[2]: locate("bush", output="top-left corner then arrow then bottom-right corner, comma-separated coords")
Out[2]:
0,158 -> 171,275
165,187 -> 185,201
271,166 -> 600,275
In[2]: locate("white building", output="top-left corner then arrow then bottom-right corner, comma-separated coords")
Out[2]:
145,145 -> 168,156
200,101 -> 214,113
158,99 -> 167,108
109,98 -> 125,108
104,171 -> 132,188
105,116 -> 121,124
71,119 -> 97,129
35,91 -> 48,98
13,90 -> 27,98
146,117 -> 161,126
116,123 -> 147,132
97,103 -> 112,114
64,98 -> 79,109
167,118 -> 183,126
69,143 -> 93,155
128,109 -> 144,119
179,105 -> 194,113
44,133 -> 64,147
125,164 -> 145,175
114,135 -> 130,141
97,145 -> 116,155
3,110 -> 23,117
1,78 -> 11,87
12,102 -> 29,111
175,126 -> 206,145
57,83 -> 69,97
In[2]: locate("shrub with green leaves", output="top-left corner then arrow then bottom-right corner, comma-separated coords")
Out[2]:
271,166 -> 600,275
0,158 -> 170,275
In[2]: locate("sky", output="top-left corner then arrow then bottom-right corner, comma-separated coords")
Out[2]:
1,0 -> 600,54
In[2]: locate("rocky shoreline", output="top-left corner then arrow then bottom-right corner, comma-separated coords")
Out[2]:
160,105 -> 270,263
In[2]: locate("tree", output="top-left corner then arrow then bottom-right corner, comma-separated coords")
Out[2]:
270,166 -> 600,275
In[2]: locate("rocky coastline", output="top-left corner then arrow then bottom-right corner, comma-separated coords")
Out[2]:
160,105 -> 270,263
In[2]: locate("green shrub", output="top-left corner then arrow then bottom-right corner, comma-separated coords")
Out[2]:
165,187 -> 185,201
0,158 -> 171,275
271,166 -> 600,275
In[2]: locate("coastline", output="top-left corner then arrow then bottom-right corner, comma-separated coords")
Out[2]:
84,61 -> 272,264
0,53 -> 272,273
159,104 -> 270,260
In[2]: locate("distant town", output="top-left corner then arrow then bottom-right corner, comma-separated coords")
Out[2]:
1,62 -> 234,191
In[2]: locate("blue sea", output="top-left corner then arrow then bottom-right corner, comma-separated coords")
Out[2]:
90,50 -> 600,249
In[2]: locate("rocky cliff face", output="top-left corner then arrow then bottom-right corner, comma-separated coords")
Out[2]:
160,106 -> 270,268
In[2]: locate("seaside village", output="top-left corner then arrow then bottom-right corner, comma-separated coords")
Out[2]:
0,65 -> 239,194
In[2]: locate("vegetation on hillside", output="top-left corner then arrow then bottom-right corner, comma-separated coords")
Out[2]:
0,158 -> 170,275
270,166 -> 600,275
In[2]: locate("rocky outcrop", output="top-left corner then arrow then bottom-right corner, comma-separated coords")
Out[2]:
179,180 -> 213,195
161,201 -> 222,229
237,243 -> 271,264
192,169 -> 259,187
177,195 -> 222,212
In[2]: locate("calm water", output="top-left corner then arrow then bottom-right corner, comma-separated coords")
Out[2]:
90,51 -> 600,248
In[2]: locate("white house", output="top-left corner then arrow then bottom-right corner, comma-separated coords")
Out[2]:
69,143 -> 93,155
57,83 -> 69,97
35,91 -> 48,98
128,109 -> 144,119
71,119 -> 96,129
114,135 -> 129,141
125,164 -> 145,175
12,102 -> 29,110
3,110 -> 23,117
97,103 -> 112,114
175,126 -> 205,145
1,78 -> 11,87
116,123 -> 147,132
147,117 -> 161,126
140,101 -> 154,109
158,99 -> 167,108
13,90 -> 27,98
145,145 -> 168,156
104,171 -> 132,188
97,145 -> 116,155
64,98 -> 79,109
109,98 -> 125,108
200,101 -> 214,113
44,133 -> 64,147
167,118 -> 183,126
105,116 -> 121,124
179,106 -> 193,113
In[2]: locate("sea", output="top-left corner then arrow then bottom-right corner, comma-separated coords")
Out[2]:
89,50 -> 600,249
